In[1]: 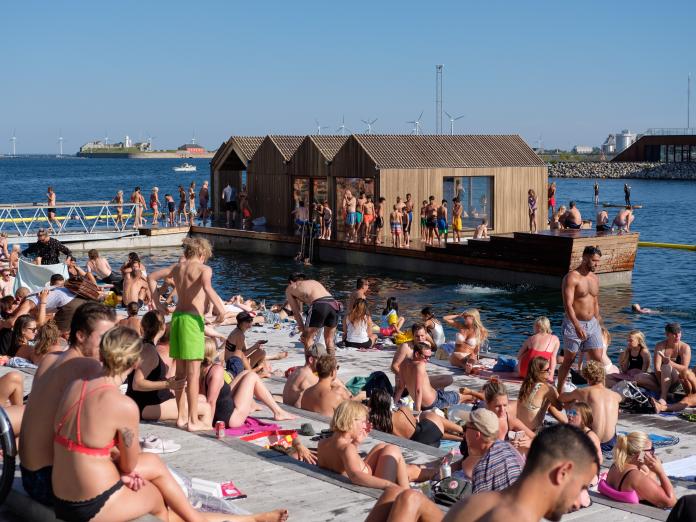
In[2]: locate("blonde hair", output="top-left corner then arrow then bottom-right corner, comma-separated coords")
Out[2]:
534,316 -> 552,334
99,326 -> 142,376
34,320 -> 60,356
619,330 -> 649,368
182,237 -> 213,261
462,308 -> 489,343
203,337 -> 219,365
581,360 -> 605,385
331,400 -> 368,433
573,401 -> 594,429
601,327 -> 612,349
614,431 -> 650,471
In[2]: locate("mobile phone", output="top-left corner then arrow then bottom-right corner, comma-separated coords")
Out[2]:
258,339 -> 268,344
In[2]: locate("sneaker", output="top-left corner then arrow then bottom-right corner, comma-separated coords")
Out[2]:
141,435 -> 181,454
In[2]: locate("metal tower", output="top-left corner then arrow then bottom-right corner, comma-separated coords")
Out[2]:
435,65 -> 443,134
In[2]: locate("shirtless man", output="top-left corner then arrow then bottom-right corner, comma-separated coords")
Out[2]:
286,273 -> 339,355
283,345 -> 323,407
425,196 -> 437,245
356,192 -> 367,241
0,268 -> 14,298
404,193 -> 414,246
343,190 -> 357,242
596,209 -> 610,232
637,322 -> 691,403
563,201 -> 582,230
613,206 -> 635,232
444,424 -> 599,522
86,249 -> 118,287
363,195 -> 375,243
452,198 -> 463,243
19,302 -> 116,506
301,354 -> 354,416
557,246 -> 604,393
46,186 -> 58,231
560,361 -> 621,454
147,237 -> 226,431
473,218 -> 488,239
437,200 -> 448,246
400,342 -> 480,412
374,197 -> 386,245
123,259 -> 150,309
118,301 -> 143,335
130,186 -> 146,229
392,323 -> 453,402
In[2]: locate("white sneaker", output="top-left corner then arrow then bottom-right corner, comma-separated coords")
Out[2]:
141,435 -> 181,454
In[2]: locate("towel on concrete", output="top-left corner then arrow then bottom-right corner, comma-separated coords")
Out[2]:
225,417 -> 280,437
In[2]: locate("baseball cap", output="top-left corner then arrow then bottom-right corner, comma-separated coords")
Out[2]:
469,409 -> 499,439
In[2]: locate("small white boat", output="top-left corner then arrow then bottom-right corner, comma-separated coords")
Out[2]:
173,163 -> 197,172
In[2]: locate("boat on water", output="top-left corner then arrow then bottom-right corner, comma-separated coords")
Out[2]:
173,163 -> 197,172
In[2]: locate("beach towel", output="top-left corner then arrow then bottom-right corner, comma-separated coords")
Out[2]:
345,376 -> 368,396
13,258 -> 69,294
662,455 -> 696,481
225,417 -> 281,437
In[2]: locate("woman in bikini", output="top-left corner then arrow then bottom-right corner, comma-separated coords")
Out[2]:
318,400 -> 436,490
52,326 -> 288,522
14,319 -> 62,365
188,182 -> 197,223
605,431 -> 675,508
528,189 -> 538,233
200,339 -> 295,429
126,311 -> 211,425
444,308 -> 488,373
224,311 -> 287,378
516,316 -> 559,378
149,187 -> 160,226
481,380 -> 535,453
516,356 -> 567,431
112,190 -> 124,229
606,330 -> 651,387
368,388 -> 463,448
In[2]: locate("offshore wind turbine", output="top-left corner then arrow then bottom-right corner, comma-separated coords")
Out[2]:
444,111 -> 465,135
407,111 -> 424,135
336,116 -> 349,136
361,118 -> 377,134
10,129 -> 17,157
314,119 -> 329,135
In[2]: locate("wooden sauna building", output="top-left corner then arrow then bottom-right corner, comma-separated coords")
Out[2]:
210,134 -> 548,237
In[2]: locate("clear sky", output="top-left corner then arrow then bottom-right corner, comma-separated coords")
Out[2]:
3,0 -> 695,153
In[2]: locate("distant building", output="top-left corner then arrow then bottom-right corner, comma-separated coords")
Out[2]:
177,143 -> 207,155
602,134 -> 616,154
612,128 -> 696,163
573,145 -> 593,154
615,130 -> 637,153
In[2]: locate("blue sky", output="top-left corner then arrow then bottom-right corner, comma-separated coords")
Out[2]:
2,0 -> 695,153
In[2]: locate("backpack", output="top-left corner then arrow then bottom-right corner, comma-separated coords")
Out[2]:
432,477 -> 472,507
613,381 -> 655,414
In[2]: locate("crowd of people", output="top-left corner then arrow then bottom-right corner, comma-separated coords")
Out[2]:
0,222 -> 693,520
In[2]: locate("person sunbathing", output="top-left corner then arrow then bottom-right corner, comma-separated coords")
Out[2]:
126,310 -> 211,424
224,311 -> 287,378
444,309 -> 488,373
200,339 -> 295,428
51,326 -> 289,522
517,357 -> 567,431
301,354 -> 364,416
368,388 -> 463,448
317,400 -> 435,489
14,320 -> 63,366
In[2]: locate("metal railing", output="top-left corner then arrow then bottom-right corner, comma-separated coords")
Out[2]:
644,128 -> 696,136
0,201 -> 139,237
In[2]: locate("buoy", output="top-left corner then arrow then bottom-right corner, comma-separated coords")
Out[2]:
638,241 -> 696,251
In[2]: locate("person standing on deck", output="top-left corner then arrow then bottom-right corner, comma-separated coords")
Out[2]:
286,273 -> 340,356
46,186 -> 58,231
548,182 -> 557,219
342,190 -> 357,242
177,185 -> 188,225
404,193 -> 414,247
130,186 -> 145,229
556,246 -> 604,393
594,181 -> 600,205
221,182 -> 237,227
147,238 -> 225,431
374,197 -> 386,245
624,183 -> 632,206
528,189 -> 538,233
198,181 -> 210,225
22,229 -> 72,266
437,200 -> 448,246
452,198 -> 463,243
188,182 -> 197,224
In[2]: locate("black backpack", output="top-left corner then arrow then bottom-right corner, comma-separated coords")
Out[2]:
432,477 -> 472,506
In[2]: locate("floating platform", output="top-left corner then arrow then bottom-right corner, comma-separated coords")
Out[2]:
191,226 -> 639,287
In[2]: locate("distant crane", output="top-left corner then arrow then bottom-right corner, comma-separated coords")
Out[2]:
407,111 -> 424,135
10,129 -> 16,157
444,111 -> 464,135
336,116 -> 349,136
361,118 -> 377,134
314,119 -> 329,135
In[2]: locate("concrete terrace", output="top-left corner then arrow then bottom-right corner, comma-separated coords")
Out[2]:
5,320 -> 696,521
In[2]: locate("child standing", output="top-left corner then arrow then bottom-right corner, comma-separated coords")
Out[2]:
390,205 -> 402,248
165,194 -> 176,226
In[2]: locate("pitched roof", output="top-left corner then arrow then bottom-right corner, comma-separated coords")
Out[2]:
308,135 -> 349,160
232,136 -> 265,162
351,135 -> 544,168
268,135 -> 305,161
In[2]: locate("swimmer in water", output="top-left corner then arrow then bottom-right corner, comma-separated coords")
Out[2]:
632,303 -> 659,315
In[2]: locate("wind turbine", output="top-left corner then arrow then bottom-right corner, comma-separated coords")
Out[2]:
361,118 -> 378,134
444,111 -> 465,135
191,131 -> 197,145
145,132 -> 156,150
104,132 -> 110,145
314,119 -> 329,135
10,129 -> 16,157
336,116 -> 349,136
57,130 -> 64,157
407,111 -> 424,135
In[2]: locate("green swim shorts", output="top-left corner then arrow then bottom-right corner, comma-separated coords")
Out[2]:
169,312 -> 205,360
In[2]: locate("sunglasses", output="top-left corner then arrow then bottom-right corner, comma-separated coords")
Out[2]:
27,327 -> 38,332
643,447 -> 655,455
566,409 -> 578,417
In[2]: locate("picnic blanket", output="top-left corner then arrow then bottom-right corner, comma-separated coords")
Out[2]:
225,417 -> 280,437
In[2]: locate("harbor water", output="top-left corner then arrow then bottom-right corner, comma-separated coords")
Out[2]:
0,157 -> 694,357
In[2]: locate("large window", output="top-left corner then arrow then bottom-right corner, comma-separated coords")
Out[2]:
443,176 -> 493,229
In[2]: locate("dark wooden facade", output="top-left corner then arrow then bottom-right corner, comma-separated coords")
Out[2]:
612,134 -> 696,162
210,136 -> 264,216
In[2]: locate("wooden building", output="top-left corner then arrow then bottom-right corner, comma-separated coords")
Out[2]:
209,136 -> 264,216
211,134 -> 546,236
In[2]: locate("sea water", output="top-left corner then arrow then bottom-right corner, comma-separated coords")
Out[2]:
0,157 -> 694,357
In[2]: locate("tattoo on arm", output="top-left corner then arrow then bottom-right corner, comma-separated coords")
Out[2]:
120,427 -> 134,448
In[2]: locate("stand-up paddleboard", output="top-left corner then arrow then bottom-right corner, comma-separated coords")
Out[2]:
602,203 -> 642,209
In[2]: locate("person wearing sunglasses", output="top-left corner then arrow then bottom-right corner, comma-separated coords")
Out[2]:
604,431 -> 676,508
9,314 -> 37,358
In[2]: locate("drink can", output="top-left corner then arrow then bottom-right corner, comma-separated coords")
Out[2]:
215,421 -> 226,439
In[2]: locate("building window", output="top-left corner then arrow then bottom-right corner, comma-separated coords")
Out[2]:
691,145 -> 696,162
443,176 -> 494,229
675,145 -> 683,163
668,145 -> 675,163
660,145 -> 667,162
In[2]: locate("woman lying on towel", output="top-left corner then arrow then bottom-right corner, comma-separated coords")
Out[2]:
368,388 -> 463,448
52,326 -> 289,522
200,339 -> 295,429
318,400 -> 437,490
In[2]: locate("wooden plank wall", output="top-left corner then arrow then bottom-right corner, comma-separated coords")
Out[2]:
330,136 -> 378,180
247,139 -> 291,229
288,138 -> 330,178
378,166 -> 548,237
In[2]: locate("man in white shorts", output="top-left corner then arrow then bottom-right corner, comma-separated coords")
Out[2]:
557,246 -> 604,392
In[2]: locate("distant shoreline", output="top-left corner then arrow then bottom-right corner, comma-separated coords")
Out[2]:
549,161 -> 696,180
76,151 -> 214,159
